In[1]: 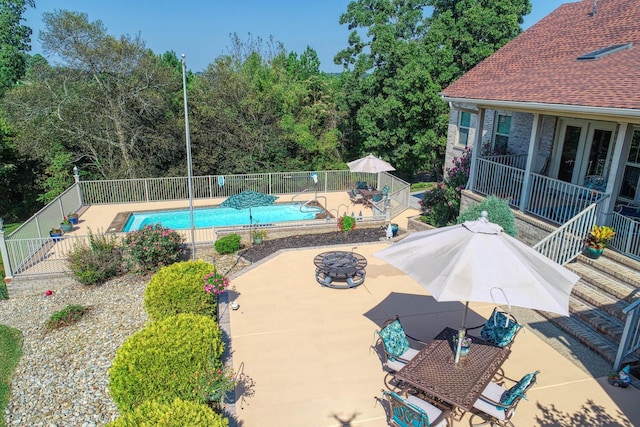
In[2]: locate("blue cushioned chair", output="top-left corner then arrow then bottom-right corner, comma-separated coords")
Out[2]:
383,390 -> 451,427
471,371 -> 539,427
376,317 -> 427,373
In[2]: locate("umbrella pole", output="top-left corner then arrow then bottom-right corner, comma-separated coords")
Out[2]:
455,302 -> 470,364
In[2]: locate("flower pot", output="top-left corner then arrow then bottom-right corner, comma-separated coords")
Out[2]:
49,231 -> 63,242
253,236 -> 263,244
584,246 -> 604,259
67,214 -> 79,225
60,223 -> 73,233
390,223 -> 399,237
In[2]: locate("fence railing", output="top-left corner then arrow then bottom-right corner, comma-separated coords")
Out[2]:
1,170 -> 410,279
532,203 -> 602,265
481,154 -> 528,170
613,299 -> 640,371
474,158 -> 525,206
609,212 -> 640,261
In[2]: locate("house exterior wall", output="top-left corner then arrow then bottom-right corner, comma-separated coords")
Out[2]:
444,106 -> 558,174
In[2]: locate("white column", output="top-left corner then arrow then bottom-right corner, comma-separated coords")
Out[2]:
467,108 -> 485,190
602,122 -> 631,223
519,113 -> 541,211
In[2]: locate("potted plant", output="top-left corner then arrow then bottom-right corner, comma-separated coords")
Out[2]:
584,225 -> 615,259
49,227 -> 63,241
60,216 -> 73,233
452,335 -> 472,357
252,229 -> 268,244
67,213 -> 79,225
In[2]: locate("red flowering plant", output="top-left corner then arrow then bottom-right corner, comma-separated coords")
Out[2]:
203,272 -> 230,295
192,360 -> 237,406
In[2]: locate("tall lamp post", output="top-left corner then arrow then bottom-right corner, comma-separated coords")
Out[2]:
181,54 -> 196,259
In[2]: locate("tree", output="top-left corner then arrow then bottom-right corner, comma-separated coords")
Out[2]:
0,0 -> 34,94
335,0 -> 531,178
3,10 -> 184,180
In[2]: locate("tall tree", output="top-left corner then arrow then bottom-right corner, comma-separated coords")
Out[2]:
335,0 -> 531,178
4,10 -> 184,181
0,0 -> 34,94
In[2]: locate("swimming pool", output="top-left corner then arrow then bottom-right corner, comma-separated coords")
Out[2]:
122,203 -> 324,231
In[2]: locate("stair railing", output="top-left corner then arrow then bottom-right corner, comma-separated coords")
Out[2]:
533,202 -> 601,265
613,298 -> 640,371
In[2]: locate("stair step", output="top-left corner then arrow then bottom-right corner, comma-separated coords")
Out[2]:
569,262 -> 640,302
540,311 -> 639,366
568,295 -> 625,342
571,281 -> 629,322
576,252 -> 640,290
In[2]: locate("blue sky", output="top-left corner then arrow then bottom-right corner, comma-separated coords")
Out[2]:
24,1 -> 562,73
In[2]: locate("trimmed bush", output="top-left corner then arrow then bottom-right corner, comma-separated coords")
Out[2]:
123,224 -> 185,274
68,231 -> 123,285
106,398 -> 228,427
214,234 -> 241,254
145,260 -> 217,322
457,195 -> 517,237
109,313 -> 224,413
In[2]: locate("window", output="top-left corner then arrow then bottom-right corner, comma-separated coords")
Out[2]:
577,43 -> 633,61
620,129 -> 640,201
493,113 -> 511,154
458,112 -> 471,147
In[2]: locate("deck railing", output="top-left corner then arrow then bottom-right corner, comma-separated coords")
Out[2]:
609,212 -> 640,261
481,154 -> 528,170
613,299 -> 640,372
474,158 -> 524,206
532,203 -> 601,265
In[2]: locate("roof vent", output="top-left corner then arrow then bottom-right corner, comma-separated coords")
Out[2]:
577,43 -> 633,61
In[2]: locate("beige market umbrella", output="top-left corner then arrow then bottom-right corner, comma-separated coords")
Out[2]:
347,154 -> 396,173
374,212 -> 579,361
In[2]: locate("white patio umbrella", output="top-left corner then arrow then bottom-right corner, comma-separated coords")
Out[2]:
374,212 -> 580,361
347,154 -> 396,173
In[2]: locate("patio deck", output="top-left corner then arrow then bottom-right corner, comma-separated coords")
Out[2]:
227,243 -> 640,426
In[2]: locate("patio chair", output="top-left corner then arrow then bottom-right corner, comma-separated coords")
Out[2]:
468,308 -> 522,349
348,188 -> 364,205
375,317 -> 427,372
382,390 -> 451,427
615,202 -> 640,219
471,371 -> 539,427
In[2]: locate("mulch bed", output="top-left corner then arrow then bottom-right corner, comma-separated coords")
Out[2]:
240,226 -> 395,263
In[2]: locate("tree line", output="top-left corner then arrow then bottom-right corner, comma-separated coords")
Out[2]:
0,0 -> 531,222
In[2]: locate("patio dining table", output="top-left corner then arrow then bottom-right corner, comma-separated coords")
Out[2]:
394,327 -> 511,413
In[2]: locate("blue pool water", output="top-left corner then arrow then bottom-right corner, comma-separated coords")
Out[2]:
123,203 -> 324,231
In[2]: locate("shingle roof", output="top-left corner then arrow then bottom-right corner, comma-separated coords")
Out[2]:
441,0 -> 640,110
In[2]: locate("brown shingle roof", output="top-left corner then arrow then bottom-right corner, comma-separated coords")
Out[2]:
441,0 -> 640,110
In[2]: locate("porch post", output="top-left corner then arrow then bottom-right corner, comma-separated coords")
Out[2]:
0,228 -> 12,280
602,122 -> 631,223
467,107 -> 485,190
519,113 -> 541,212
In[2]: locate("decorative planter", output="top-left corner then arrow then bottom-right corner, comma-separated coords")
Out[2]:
49,231 -> 63,242
67,214 -> 79,225
390,223 -> 399,237
584,246 -> 604,259
60,223 -> 73,233
253,236 -> 263,244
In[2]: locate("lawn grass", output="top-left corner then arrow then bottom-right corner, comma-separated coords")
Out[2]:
0,325 -> 23,427
410,181 -> 437,191
0,223 -> 21,300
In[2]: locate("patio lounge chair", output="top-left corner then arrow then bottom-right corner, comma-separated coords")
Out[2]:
383,390 -> 451,427
375,317 -> 427,372
471,371 -> 539,427
468,308 -> 522,349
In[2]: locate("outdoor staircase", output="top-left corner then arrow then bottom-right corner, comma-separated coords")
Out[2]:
538,249 -> 640,384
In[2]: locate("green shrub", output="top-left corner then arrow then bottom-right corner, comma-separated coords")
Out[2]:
68,231 -> 124,285
214,234 -> 241,254
145,260 -> 217,322
457,195 -> 517,237
45,304 -> 89,330
109,313 -> 225,413
106,398 -> 228,427
123,224 -> 185,274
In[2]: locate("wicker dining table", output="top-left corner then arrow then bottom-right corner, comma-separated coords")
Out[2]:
394,327 -> 511,412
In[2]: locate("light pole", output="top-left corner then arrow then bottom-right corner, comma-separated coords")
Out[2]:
181,54 -> 196,259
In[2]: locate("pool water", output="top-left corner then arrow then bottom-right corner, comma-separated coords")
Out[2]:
123,203 -> 324,231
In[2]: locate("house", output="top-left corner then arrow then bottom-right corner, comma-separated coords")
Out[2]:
440,0 -> 640,261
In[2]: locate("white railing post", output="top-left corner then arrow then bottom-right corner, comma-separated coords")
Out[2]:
0,228 -> 12,280
467,108 -> 485,190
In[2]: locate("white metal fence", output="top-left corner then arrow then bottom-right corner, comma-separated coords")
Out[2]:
1,170 -> 410,280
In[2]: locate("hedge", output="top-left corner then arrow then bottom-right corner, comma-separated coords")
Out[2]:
106,398 -> 228,427
108,313 -> 224,413
144,260 -> 217,322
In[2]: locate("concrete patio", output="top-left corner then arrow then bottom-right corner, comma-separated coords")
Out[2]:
226,242 -> 640,426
